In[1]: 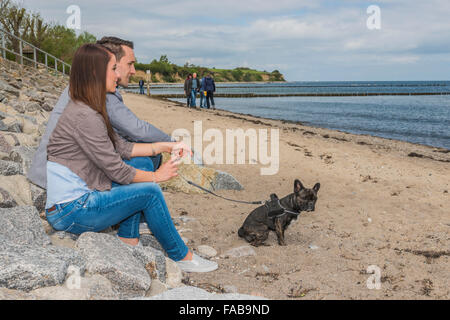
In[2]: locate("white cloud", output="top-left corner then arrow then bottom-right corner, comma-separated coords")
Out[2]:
19,0 -> 450,80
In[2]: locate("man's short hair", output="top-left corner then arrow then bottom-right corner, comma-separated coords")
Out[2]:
96,36 -> 134,62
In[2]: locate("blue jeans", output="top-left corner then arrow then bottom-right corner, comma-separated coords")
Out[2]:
190,89 -> 197,107
199,91 -> 206,108
45,156 -> 188,261
139,86 -> 144,94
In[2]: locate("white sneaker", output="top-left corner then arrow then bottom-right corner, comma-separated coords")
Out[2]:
117,235 -> 142,247
176,253 -> 218,273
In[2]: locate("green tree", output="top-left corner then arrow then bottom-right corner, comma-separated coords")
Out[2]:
0,0 -> 96,67
159,54 -> 169,64
24,12 -> 49,48
0,0 -> 30,62
41,25 -> 96,65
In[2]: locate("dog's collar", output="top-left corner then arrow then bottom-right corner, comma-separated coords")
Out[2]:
278,202 -> 300,217
266,199 -> 300,219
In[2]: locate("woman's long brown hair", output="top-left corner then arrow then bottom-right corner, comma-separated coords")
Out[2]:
69,43 -> 116,146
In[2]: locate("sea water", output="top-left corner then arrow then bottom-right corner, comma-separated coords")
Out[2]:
126,81 -> 450,149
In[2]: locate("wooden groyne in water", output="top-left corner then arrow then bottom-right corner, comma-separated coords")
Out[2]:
152,92 -> 450,98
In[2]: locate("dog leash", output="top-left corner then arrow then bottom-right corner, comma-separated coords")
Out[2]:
178,172 -> 300,218
172,153 -> 298,217
178,172 -> 264,205
172,151 -> 264,205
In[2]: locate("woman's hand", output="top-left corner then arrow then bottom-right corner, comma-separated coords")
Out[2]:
131,141 -> 193,183
153,158 -> 179,182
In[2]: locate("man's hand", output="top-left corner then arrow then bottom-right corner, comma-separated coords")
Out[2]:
170,142 -> 192,162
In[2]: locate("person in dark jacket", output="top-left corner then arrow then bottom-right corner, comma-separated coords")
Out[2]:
204,73 -> 216,110
138,79 -> 145,94
183,74 -> 192,107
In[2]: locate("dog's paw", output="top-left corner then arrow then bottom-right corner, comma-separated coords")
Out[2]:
278,240 -> 287,246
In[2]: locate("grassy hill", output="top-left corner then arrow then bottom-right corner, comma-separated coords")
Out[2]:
131,55 -> 285,83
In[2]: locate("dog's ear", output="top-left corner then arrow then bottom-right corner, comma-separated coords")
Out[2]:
294,179 -> 304,193
313,183 -> 320,192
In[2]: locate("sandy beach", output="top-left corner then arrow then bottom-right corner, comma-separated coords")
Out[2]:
123,92 -> 449,300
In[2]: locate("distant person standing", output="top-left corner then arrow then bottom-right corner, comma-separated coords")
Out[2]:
190,73 -> 200,108
204,73 -> 216,110
139,79 -> 145,94
183,74 -> 192,107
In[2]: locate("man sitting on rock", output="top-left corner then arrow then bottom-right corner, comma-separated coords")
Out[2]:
28,36 -> 174,193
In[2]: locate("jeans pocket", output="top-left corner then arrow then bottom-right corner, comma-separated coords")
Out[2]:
64,222 -> 95,235
47,197 -> 86,230
46,204 -> 75,229
45,200 -> 72,218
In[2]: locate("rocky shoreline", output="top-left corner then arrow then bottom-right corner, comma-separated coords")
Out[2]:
0,57 -> 264,300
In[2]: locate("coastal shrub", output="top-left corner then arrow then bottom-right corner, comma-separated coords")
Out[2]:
162,74 -> 176,83
269,70 -> 284,81
253,73 -> 263,81
133,57 -> 285,83
243,72 -> 252,82
231,68 -> 243,81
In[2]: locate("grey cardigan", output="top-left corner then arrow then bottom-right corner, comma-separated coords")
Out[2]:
27,87 -> 172,189
47,99 -> 136,191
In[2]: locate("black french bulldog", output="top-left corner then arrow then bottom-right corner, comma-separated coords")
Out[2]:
238,179 -> 320,246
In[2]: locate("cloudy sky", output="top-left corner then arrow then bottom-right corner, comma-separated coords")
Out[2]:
20,0 -> 450,81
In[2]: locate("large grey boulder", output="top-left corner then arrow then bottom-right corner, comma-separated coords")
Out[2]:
212,170 -> 244,190
0,132 -> 38,148
74,232 -> 152,297
8,100 -> 26,113
30,274 -> 119,300
0,206 -> 51,246
0,287 -> 38,300
0,159 -> 22,176
141,286 -> 267,300
139,233 -> 164,252
0,132 -> 13,158
125,245 -> 166,283
30,183 -> 46,213
0,187 -> 17,208
0,175 -> 32,207
0,242 -> 86,292
0,116 -> 22,133
0,79 -> 20,97
9,146 -> 36,175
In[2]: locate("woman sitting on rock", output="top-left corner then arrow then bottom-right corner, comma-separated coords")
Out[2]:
45,43 -> 217,273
